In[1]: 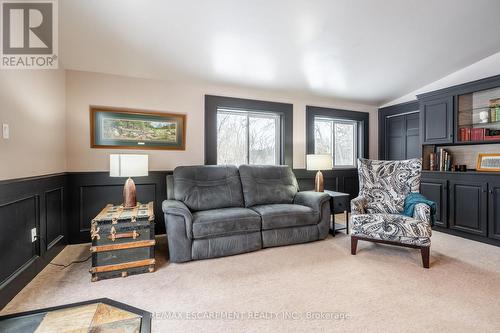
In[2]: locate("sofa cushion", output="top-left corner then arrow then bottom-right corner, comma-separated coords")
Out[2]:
174,165 -> 244,211
192,207 -> 261,239
251,204 -> 318,230
239,165 -> 299,207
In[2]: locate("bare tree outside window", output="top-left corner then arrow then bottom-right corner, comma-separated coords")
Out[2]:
217,109 -> 280,165
314,117 -> 357,167
314,119 -> 332,155
335,122 -> 355,166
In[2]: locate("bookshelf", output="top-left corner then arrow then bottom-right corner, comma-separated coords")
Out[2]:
457,86 -> 500,142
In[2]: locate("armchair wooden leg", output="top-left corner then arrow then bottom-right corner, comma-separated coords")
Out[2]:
420,246 -> 430,269
351,236 -> 358,255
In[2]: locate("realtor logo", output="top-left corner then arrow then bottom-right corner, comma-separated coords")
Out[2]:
1,0 -> 58,69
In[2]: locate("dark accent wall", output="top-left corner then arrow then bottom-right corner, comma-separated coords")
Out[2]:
204,95 -> 294,166
294,169 -> 359,200
0,174 -> 67,309
67,171 -> 169,244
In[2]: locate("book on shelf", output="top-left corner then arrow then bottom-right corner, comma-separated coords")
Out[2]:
490,98 -> 500,122
459,127 -> 471,141
435,148 -> 452,171
429,153 -> 437,171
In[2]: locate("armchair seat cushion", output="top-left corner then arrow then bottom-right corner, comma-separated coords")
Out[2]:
192,207 -> 261,239
351,213 -> 431,246
251,204 -> 318,230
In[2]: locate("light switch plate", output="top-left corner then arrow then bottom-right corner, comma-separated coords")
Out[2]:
2,123 -> 9,139
31,228 -> 37,242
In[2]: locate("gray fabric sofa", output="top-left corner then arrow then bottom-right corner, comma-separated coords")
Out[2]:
162,165 -> 330,262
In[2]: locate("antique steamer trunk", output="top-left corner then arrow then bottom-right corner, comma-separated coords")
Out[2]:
90,202 -> 155,282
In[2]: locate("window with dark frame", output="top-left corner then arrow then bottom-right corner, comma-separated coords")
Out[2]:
217,108 -> 281,166
314,117 -> 358,168
205,95 -> 293,166
306,105 -> 369,168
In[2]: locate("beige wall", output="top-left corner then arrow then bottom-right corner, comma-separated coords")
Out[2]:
0,70 -> 66,181
66,70 -> 378,172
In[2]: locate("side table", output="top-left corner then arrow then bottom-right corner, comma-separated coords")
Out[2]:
324,190 -> 350,236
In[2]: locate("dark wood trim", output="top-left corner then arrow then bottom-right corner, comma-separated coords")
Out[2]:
89,105 -> 187,150
0,172 -> 66,186
378,100 -> 419,159
305,105 -> 369,160
204,95 -> 293,166
67,171 -> 168,244
351,235 -> 430,268
0,173 -> 67,309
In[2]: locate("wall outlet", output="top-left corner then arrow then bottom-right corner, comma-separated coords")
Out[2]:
31,228 -> 37,242
2,123 -> 9,139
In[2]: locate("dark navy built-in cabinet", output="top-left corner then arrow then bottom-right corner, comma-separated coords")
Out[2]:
380,74 -> 500,247
421,171 -> 500,245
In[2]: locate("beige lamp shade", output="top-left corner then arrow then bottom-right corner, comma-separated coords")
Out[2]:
306,154 -> 333,171
110,154 -> 149,177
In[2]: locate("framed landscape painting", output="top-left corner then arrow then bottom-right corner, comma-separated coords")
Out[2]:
90,106 -> 186,150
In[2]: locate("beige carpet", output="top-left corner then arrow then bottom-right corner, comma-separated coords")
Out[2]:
2,219 -> 500,332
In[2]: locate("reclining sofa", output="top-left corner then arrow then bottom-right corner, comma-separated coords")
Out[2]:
162,164 -> 330,262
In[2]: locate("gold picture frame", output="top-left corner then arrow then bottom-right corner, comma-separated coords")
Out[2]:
476,153 -> 500,172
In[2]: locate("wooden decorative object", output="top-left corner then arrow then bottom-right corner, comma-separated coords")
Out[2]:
123,177 -> 137,208
314,170 -> 324,192
476,153 -> 500,172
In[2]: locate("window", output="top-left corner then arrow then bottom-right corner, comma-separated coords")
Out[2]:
314,117 -> 357,167
217,109 -> 280,165
306,106 -> 369,168
205,95 -> 293,166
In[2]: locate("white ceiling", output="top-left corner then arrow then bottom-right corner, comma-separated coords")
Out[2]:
60,0 -> 500,105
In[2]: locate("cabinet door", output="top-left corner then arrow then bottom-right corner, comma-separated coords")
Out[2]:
420,178 -> 447,227
386,115 -> 405,160
405,112 -> 421,159
420,96 -> 453,144
384,112 -> 420,160
488,180 -> 500,240
449,180 -> 487,236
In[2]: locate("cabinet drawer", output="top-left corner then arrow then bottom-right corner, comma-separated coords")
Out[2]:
331,196 -> 349,213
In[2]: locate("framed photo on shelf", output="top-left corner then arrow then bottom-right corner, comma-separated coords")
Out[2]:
476,153 -> 500,172
90,106 -> 186,150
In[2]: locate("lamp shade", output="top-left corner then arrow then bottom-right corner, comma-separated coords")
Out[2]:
110,154 -> 149,177
306,154 -> 333,171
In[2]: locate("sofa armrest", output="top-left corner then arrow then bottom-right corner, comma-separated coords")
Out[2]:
162,200 -> 193,262
413,203 -> 432,226
162,200 -> 193,239
351,196 -> 368,215
293,191 -> 330,213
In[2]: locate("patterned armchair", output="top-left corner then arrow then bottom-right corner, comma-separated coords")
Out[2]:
350,158 -> 432,268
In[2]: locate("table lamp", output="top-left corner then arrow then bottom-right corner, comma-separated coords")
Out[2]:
110,154 -> 149,208
306,154 -> 333,192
